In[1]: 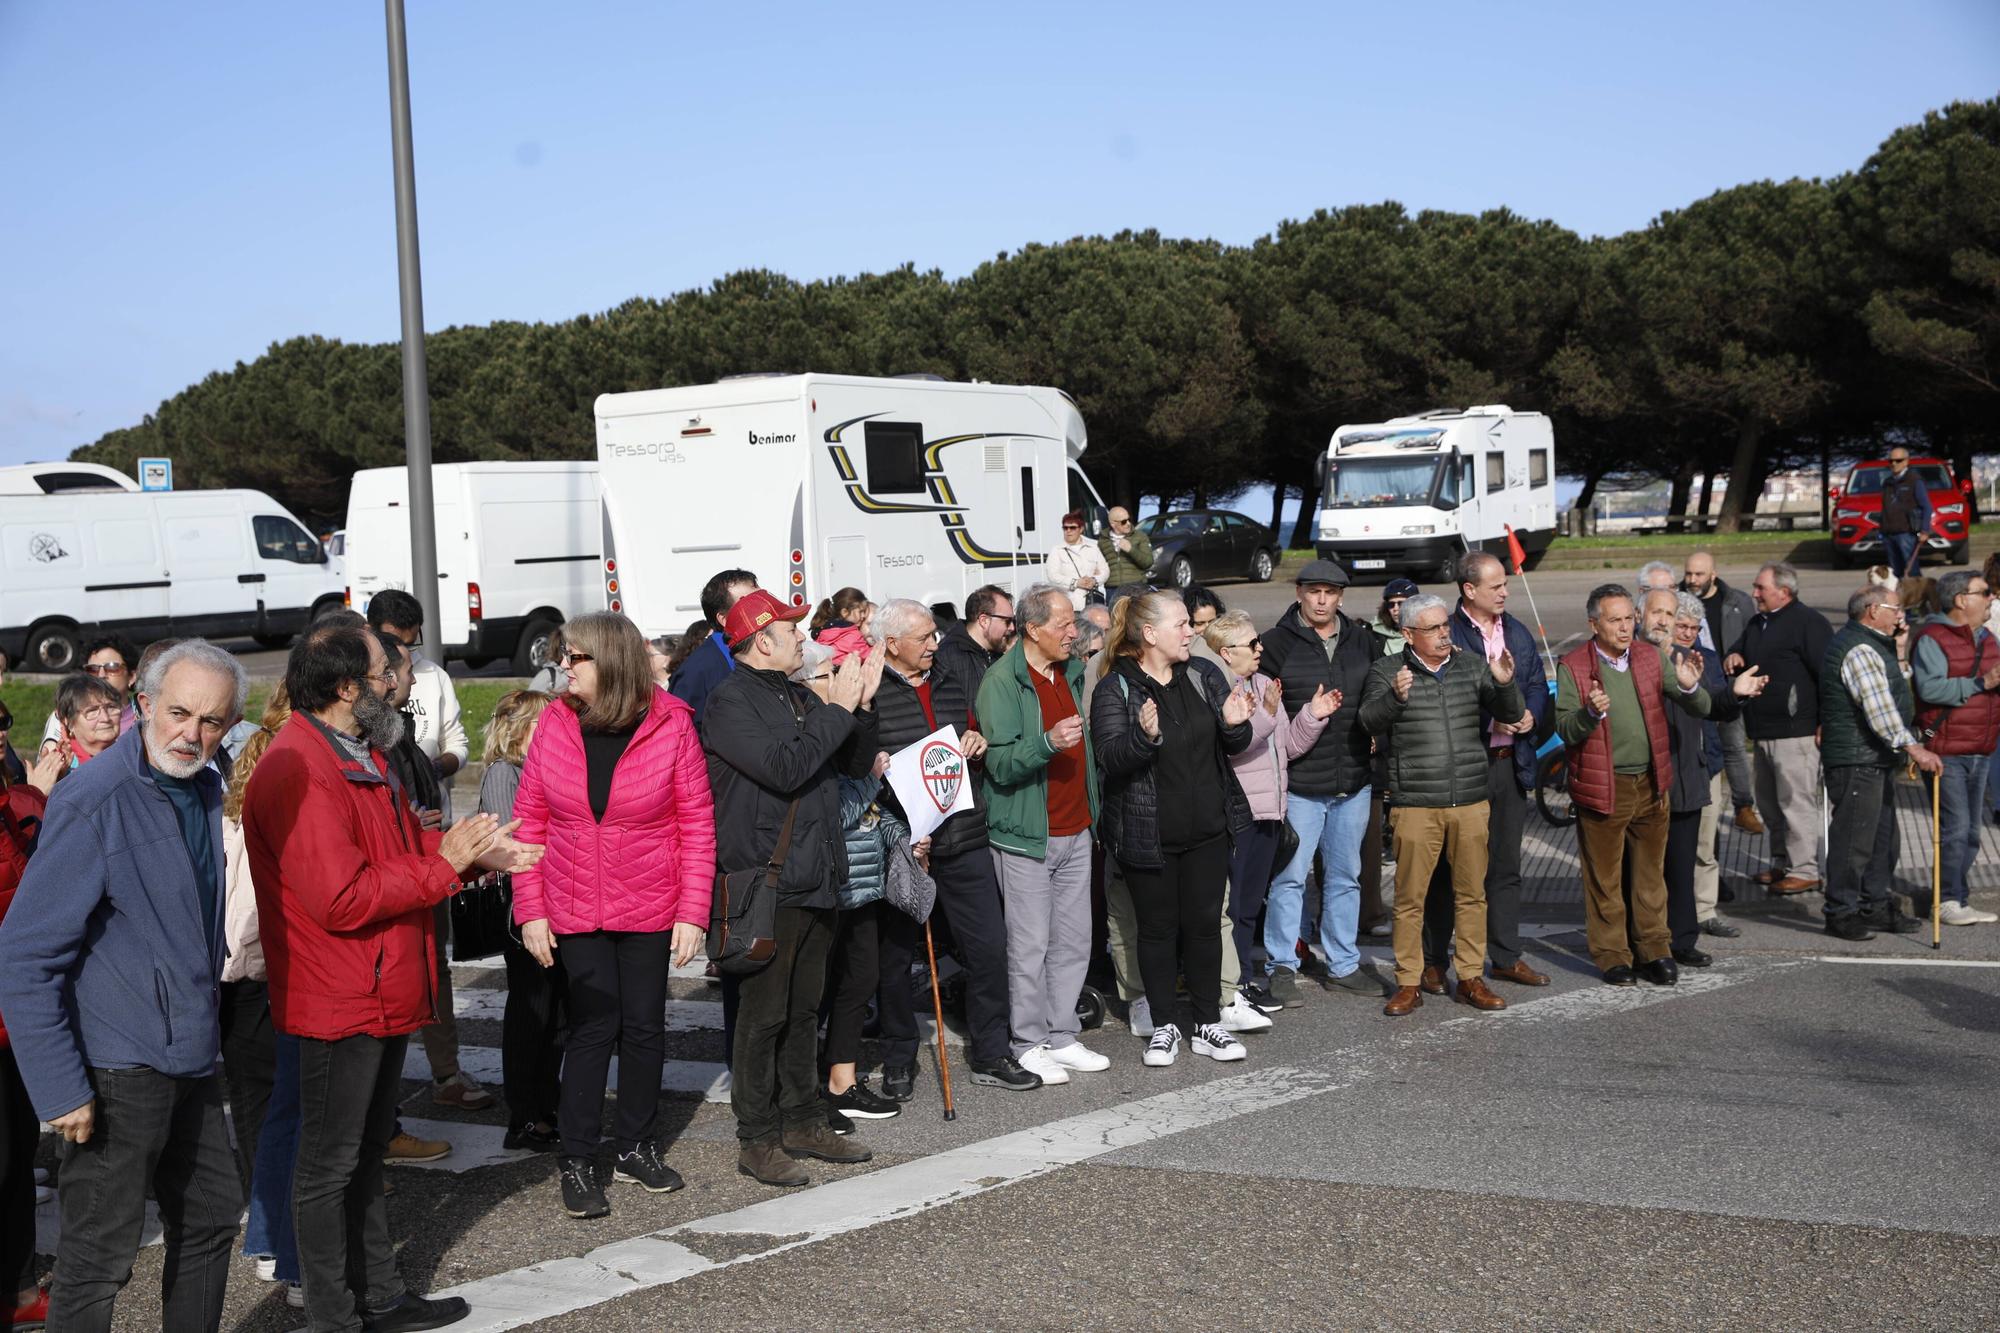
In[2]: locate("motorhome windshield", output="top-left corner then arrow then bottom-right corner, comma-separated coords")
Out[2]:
1325,456 -> 1441,509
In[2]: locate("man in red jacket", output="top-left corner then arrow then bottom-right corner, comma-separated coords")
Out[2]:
244,622 -> 541,1333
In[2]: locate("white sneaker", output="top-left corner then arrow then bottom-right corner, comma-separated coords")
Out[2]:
1939,900 -> 1986,927
1959,901 -> 1999,923
1143,1023 -> 1183,1067
1016,1045 -> 1072,1085
35,1185 -> 54,1206
1220,994 -> 1273,1033
1127,996 -> 1155,1038
255,1256 -> 278,1282
286,1282 -> 305,1309
1043,1041 -> 1111,1073
1191,1023 -> 1247,1062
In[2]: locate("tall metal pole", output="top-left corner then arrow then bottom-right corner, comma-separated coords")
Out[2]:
384,0 -> 441,641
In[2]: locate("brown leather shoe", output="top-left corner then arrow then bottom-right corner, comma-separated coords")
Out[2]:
1419,964 -> 1448,995
1734,805 -> 1765,834
1454,977 -> 1507,1011
1769,876 -> 1822,896
1383,986 -> 1423,1017
1488,959 -> 1550,987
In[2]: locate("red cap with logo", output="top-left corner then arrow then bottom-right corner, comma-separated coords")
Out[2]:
722,588 -> 807,649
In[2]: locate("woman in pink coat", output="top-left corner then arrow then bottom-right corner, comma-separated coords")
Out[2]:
512,612 -> 717,1220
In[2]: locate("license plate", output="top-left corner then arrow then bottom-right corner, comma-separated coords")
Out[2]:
1353,559 -> 1386,570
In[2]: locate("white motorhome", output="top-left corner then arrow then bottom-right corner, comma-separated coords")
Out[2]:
345,462 -> 603,673
0,462 -> 141,496
1314,406 -> 1557,582
593,374 -> 1107,634
0,489 -> 344,670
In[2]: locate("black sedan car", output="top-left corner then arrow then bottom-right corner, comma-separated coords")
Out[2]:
1136,509 -> 1281,589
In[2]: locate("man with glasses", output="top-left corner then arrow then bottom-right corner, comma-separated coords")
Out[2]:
938,585 -> 1015,696
1820,586 -> 1943,940
1910,570 -> 2000,927
1098,506 -> 1155,605
866,600 -> 1040,1094
1878,449 -> 1934,580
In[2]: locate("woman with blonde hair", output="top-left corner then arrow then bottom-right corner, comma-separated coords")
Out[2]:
477,689 -> 565,1152
1090,591 -> 1255,1068
511,612 -> 717,1219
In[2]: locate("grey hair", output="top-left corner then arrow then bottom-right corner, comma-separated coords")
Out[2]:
1937,568 -> 1979,610
1074,621 -> 1106,658
55,672 -> 122,724
1674,591 -> 1706,623
1761,561 -> 1800,595
1398,593 -> 1449,630
868,598 -> 934,646
1586,583 -> 1635,621
1848,584 -> 1897,620
1017,583 -> 1071,631
1636,560 -> 1677,590
138,638 -> 250,719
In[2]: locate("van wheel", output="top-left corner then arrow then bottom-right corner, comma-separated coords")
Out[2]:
1249,548 -> 1275,582
25,623 -> 81,673
513,616 -> 559,675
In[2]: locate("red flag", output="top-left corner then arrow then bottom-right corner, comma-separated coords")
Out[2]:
1505,524 -> 1527,575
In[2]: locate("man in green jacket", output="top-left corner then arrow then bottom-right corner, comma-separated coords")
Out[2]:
1099,506 -> 1155,603
974,584 -> 1105,1082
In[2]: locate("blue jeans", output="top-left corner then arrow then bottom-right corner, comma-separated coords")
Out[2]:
243,1033 -> 300,1282
1265,788 -> 1371,978
1883,530 -> 1921,578
1933,754 -> 1987,907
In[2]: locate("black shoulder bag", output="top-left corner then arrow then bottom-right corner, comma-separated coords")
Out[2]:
706,799 -> 796,974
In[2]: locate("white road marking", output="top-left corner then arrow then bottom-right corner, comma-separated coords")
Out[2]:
1815,955 -> 2000,968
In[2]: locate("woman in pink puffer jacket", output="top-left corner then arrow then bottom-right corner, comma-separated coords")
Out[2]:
511,612 -> 717,1217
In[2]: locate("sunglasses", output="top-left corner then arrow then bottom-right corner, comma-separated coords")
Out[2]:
1062,525 -> 1082,532
984,613 -> 1016,628
1227,637 -> 1262,652
83,662 -> 129,677
0,706 -> 12,730
560,651 -> 594,666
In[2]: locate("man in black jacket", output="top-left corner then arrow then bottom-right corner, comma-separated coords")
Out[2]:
1683,551 -> 1761,830
935,584 -> 1014,698
865,600 -> 1040,1094
1725,562 -> 1833,893
703,590 -> 882,1187
1258,560 -> 1390,1002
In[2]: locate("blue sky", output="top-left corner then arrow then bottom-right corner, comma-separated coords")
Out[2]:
2,0 -> 1996,471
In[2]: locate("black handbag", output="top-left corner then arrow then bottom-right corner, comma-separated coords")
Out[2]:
1274,818 -> 1301,883
707,799 -> 797,974
450,873 -> 513,962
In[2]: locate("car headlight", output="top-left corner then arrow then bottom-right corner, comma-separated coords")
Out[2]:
1938,503 -> 1965,516
1402,525 -> 1435,536
1835,507 -> 1865,519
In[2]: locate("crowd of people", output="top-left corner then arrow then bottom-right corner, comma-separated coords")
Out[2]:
2,541 -> 1997,1331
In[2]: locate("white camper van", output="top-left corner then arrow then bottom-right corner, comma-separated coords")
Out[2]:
345,462 -> 603,673
1314,406 -> 1557,581
0,489 -> 344,670
593,374 -> 1107,635
0,462 -> 141,495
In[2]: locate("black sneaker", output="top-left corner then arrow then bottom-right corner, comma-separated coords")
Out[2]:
1698,915 -> 1742,938
826,1081 -> 901,1120
1239,983 -> 1285,1014
362,1293 -> 471,1332
612,1141 -> 684,1193
967,1055 -> 1042,1090
503,1122 -> 560,1153
1867,910 -> 1923,935
882,1065 -> 916,1101
1266,968 -> 1305,1008
1824,915 -> 1877,942
826,1104 -> 856,1135
559,1155 -> 609,1219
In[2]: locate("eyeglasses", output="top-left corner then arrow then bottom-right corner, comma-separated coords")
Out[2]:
1410,622 -> 1452,635
82,662 -> 129,677
1226,637 -> 1262,652
1062,524 -> 1082,531
984,613 -> 1016,628
77,704 -> 121,720
370,669 -> 400,686
1111,516 -> 1132,527
559,651 -> 594,667
1889,455 -> 1909,464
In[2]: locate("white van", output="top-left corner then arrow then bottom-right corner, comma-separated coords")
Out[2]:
345,462 -> 603,673
593,373 -> 1107,636
0,489 -> 344,670
1314,406 -> 1557,581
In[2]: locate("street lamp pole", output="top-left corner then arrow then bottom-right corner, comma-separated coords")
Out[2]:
384,0 -> 441,641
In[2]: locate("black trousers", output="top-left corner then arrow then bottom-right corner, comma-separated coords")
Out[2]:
732,906 -> 834,1143
824,901 -> 883,1069
219,979 -> 275,1194
1122,835 -> 1230,1030
557,930 -> 670,1158
294,1033 -> 407,1331
874,902 -> 920,1069
1226,820 -> 1282,977
501,934 -> 568,1131
1,1046 -> 40,1297
53,1067 -> 240,1333
1665,807 -> 1703,953
1425,751 -> 1528,969
928,848 -> 1013,1066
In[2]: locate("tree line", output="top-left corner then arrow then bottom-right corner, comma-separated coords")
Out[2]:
76,98 -> 1998,542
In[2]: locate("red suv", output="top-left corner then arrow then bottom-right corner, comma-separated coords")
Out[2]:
1830,456 -> 1972,568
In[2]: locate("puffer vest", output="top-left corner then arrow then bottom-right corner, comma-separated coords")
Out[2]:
1560,641 -> 1673,817
1820,622 -> 1913,769
1913,621 -> 2000,756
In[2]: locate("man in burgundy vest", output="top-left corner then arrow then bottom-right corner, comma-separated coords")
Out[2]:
1554,585 -> 1712,986
1911,568 -> 2000,926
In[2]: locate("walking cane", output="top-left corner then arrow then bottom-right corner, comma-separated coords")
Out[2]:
923,920 -> 957,1120
1928,764 -> 1942,951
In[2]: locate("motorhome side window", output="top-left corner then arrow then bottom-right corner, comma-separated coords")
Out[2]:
255,514 -> 321,563
864,422 -> 926,495
1530,449 -> 1549,487
1434,458 -> 1461,509
1485,454 -> 1506,494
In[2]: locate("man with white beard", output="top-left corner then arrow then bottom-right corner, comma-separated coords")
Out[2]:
0,639 -> 251,1331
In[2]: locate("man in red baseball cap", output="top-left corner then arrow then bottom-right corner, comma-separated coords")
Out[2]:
721,589 -> 810,655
